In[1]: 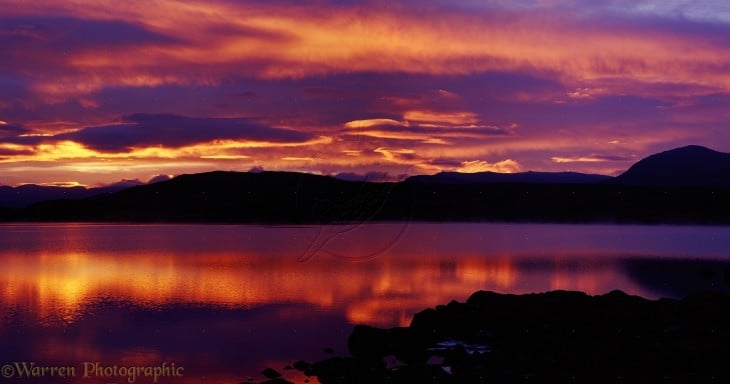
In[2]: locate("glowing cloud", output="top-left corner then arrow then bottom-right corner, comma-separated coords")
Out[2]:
199,155 -> 251,160
404,111 -> 479,126
344,119 -> 405,129
456,159 -> 521,173
0,0 -> 728,184
552,154 -> 635,163
38,181 -> 87,187
3,0 -> 728,101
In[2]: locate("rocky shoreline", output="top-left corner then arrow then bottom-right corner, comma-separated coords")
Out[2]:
267,290 -> 730,383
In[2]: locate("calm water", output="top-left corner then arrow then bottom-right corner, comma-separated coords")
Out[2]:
0,223 -> 728,383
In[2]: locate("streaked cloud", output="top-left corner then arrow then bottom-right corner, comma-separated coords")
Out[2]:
3,0 -> 729,99
55,114 -> 315,152
0,0 -> 727,185
457,159 -> 521,173
403,111 -> 479,126
552,154 -> 636,163
344,119 -> 403,129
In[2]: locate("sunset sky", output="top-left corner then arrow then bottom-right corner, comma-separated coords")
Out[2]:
1,0 -> 729,186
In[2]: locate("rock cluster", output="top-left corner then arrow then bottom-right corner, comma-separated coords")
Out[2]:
295,290 -> 730,383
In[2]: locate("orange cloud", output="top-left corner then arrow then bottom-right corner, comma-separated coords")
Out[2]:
551,153 -> 635,164
32,73 -> 194,101
456,159 -> 521,173
2,137 -> 332,163
342,150 -> 361,156
344,119 -> 404,129
552,156 -> 607,163
404,110 -> 479,126
1,1 -> 728,184
373,147 -> 415,162
346,130 -> 442,142
38,181 -> 87,187
199,155 -> 250,160
5,1 -> 729,101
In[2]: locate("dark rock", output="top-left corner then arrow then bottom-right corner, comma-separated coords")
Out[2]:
261,379 -> 294,384
292,360 -> 310,371
323,347 -> 335,354
304,290 -> 730,383
347,325 -> 393,359
305,357 -> 387,384
348,324 -> 430,365
390,364 -> 454,383
261,368 -> 282,379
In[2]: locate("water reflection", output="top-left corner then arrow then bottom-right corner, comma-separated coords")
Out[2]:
624,258 -> 730,298
0,246 -> 521,328
0,223 -> 727,383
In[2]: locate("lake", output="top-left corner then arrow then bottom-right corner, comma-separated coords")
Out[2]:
0,223 -> 728,383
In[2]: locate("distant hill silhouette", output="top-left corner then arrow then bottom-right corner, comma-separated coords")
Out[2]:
0,181 -> 141,208
1,145 -> 729,224
407,171 -> 611,184
11,171 -> 407,223
615,145 -> 730,187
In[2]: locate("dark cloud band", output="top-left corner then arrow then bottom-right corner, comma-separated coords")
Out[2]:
55,114 -> 314,152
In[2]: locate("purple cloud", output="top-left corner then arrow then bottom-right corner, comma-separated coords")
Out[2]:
0,123 -> 28,136
0,17 -> 180,49
56,114 -> 315,152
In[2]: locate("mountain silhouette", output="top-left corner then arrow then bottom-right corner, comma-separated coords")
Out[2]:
615,145 -> 730,187
0,181 -> 141,208
406,171 -> 611,184
1,145 -> 729,224
12,171 -> 406,223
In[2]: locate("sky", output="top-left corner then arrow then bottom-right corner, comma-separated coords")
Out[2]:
1,0 -> 729,186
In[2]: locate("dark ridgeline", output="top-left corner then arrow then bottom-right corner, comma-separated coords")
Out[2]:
615,145 -> 730,187
405,170 -> 612,184
10,171 -> 407,223
1,145 -> 729,223
0,180 -> 143,208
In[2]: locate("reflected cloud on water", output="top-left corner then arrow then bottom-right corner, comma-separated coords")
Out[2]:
0,223 -> 727,382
